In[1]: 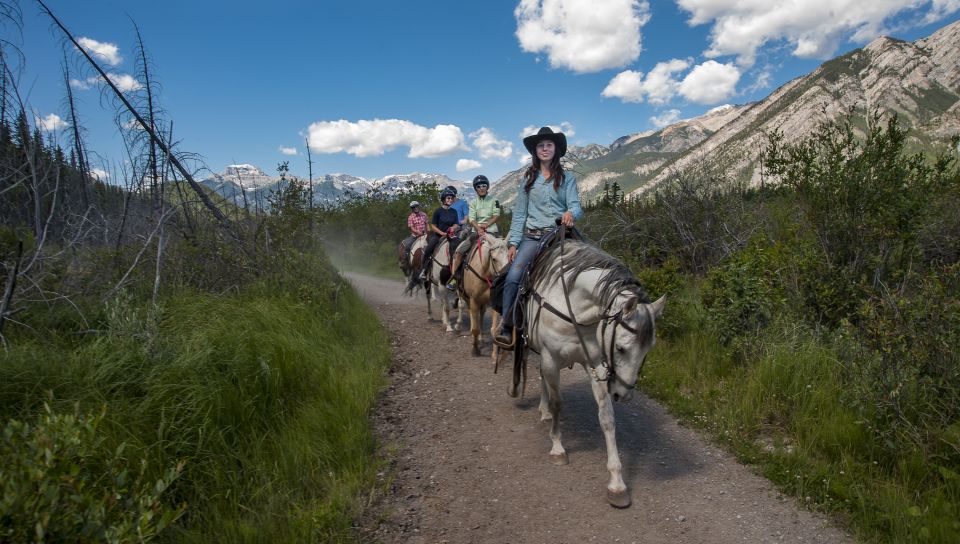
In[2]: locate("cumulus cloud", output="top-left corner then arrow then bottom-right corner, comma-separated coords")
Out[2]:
515,0 -> 651,73
457,159 -> 483,172
105,73 -> 142,92
650,109 -> 682,128
278,146 -> 298,156
676,0 -> 960,66
90,168 -> 109,180
470,128 -> 513,160
77,37 -> 122,66
520,122 -> 576,139
678,60 -> 740,104
307,119 -> 465,159
35,113 -> 68,131
69,77 -> 95,90
602,58 -> 690,104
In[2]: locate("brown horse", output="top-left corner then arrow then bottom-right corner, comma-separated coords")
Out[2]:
459,234 -> 510,358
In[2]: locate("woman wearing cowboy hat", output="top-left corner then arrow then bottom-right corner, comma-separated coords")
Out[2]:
494,126 -> 583,346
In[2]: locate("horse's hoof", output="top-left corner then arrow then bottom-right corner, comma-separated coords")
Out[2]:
550,452 -> 568,466
445,327 -> 454,333
606,489 -> 631,508
507,386 -> 519,398
472,346 -> 481,357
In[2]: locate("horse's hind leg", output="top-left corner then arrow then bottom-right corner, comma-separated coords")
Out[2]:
540,355 -> 567,465
470,302 -> 482,357
589,376 -> 631,508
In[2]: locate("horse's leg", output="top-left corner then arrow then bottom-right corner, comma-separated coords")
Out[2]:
441,290 -> 454,332
588,374 -> 631,508
490,310 -> 499,362
454,293 -> 464,332
540,354 -> 567,465
469,300 -> 481,356
425,283 -> 433,320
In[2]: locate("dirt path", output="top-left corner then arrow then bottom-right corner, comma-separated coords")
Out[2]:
347,272 -> 851,544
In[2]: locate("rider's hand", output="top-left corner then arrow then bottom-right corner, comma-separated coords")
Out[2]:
561,210 -> 575,227
508,245 -> 517,262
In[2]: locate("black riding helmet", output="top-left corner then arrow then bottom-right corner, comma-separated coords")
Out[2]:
472,175 -> 489,190
439,188 -> 456,202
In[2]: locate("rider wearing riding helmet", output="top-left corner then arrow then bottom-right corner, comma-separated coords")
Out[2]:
417,188 -> 461,281
446,174 -> 501,290
494,126 -> 583,346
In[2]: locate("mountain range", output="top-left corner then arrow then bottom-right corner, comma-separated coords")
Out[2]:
206,19 -> 959,212
491,19 -> 959,206
200,165 -> 474,210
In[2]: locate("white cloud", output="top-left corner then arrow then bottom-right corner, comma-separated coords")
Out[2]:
602,58 -> 690,104
456,159 -> 483,172
306,119 -> 465,158
35,113 -> 68,131
676,0 -> 960,66
520,122 -> 576,139
90,168 -> 109,180
515,0 -> 651,73
69,77 -> 95,90
678,60 -> 740,104
122,118 -> 145,131
278,146 -> 298,156
77,37 -> 122,66
745,67 -> 774,93
105,73 -> 142,92
649,109 -> 682,128
470,128 -> 513,160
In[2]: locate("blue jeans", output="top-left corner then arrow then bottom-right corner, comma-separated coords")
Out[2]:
501,235 -> 541,326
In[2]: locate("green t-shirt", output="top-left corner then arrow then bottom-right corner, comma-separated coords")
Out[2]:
468,196 -> 502,233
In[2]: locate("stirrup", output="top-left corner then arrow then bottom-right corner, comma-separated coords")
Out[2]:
493,328 -> 516,350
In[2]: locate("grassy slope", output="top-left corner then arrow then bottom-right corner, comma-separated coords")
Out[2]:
0,255 -> 392,542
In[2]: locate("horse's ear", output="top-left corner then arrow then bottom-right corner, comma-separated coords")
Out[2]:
623,296 -> 638,317
649,294 -> 666,319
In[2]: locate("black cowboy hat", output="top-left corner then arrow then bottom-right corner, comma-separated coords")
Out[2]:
523,126 -> 567,158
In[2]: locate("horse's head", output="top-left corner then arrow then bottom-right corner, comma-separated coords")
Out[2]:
482,235 -> 511,276
604,292 -> 666,402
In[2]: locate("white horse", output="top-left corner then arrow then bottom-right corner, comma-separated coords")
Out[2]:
514,237 -> 665,508
425,237 -> 464,333
460,234 -> 510,358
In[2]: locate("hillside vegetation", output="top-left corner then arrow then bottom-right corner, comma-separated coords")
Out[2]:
0,70 -> 392,543
582,114 -> 960,543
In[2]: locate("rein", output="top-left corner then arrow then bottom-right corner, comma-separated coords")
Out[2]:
464,235 -> 502,287
531,229 -> 641,391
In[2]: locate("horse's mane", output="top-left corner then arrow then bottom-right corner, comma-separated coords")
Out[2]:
530,239 -> 650,311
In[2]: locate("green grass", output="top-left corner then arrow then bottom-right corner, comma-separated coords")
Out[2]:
0,257 -> 392,542
640,286 -> 960,543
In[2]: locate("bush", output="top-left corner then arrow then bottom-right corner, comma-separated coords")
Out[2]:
0,405 -> 184,543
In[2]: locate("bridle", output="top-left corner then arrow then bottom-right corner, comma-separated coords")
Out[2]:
464,234 -> 505,287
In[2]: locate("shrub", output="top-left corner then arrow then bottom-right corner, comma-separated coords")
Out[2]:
0,405 -> 184,543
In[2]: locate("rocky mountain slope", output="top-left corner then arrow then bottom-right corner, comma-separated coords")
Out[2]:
624,19 -> 960,197
491,19 -> 959,206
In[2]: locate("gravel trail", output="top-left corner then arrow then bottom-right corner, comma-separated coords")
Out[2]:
346,271 -> 850,544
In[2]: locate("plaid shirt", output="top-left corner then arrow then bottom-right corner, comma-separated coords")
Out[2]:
407,211 -> 428,235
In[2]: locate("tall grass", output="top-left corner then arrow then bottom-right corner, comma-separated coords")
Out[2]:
641,284 -> 960,543
0,254 -> 392,542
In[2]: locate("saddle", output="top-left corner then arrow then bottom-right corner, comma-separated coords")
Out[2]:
493,226 -> 584,350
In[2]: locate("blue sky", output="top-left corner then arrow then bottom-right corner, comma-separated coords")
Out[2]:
12,0 -> 960,183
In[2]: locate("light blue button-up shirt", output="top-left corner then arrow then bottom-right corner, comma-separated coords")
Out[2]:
507,172 -> 583,247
